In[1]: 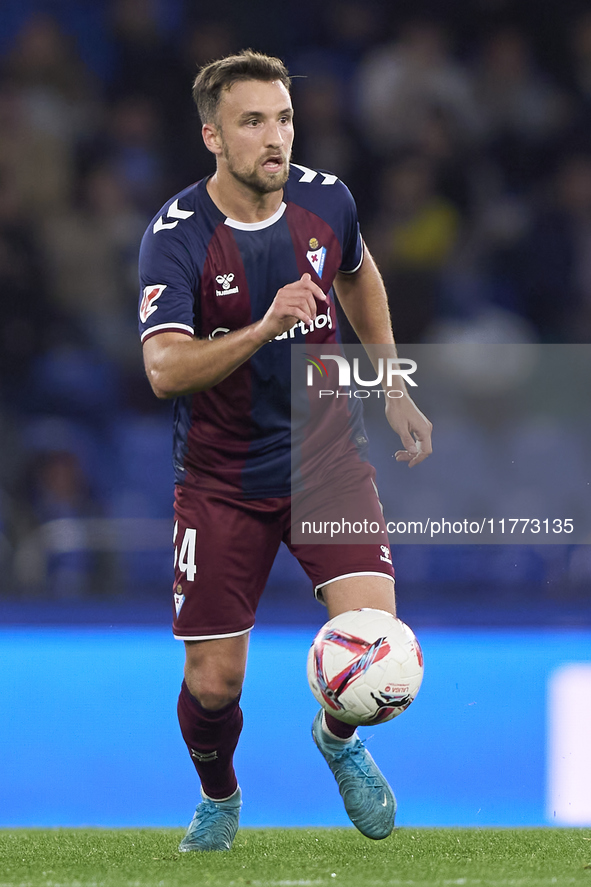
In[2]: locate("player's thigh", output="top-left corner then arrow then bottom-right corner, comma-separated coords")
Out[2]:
184,633 -> 250,709
173,484 -> 284,640
321,573 -> 396,619
287,461 -> 396,614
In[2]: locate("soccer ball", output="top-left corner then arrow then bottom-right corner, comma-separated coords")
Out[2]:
307,608 -> 424,725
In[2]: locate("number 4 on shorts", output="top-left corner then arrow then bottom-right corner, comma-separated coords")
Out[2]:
173,521 -> 197,581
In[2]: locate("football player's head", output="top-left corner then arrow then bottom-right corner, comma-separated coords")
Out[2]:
193,49 -> 291,126
196,50 -> 294,195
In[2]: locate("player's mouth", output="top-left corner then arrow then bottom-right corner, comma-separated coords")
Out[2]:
262,155 -> 284,173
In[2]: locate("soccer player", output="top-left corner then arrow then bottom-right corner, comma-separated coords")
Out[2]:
139,50 -> 432,851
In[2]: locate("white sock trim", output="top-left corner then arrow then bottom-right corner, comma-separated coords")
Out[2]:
201,785 -> 241,803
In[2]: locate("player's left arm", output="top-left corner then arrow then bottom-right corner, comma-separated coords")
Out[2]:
333,247 -> 433,467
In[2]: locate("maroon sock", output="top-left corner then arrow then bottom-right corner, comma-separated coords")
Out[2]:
324,712 -> 357,740
177,680 -> 243,800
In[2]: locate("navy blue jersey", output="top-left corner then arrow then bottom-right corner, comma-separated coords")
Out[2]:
138,163 -> 366,497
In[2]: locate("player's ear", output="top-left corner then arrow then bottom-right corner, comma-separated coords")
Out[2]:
202,122 -> 223,156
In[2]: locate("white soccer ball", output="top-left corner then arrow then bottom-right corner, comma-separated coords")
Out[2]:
307,608 -> 424,725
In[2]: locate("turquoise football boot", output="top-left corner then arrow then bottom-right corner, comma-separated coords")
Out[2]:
312,710 -> 396,839
178,787 -> 242,852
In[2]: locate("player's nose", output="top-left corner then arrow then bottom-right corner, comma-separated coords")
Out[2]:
265,121 -> 285,147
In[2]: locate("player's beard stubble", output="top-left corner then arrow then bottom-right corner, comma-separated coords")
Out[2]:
220,133 -> 291,195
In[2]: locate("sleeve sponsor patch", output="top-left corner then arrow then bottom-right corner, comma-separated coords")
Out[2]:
140,284 -> 167,323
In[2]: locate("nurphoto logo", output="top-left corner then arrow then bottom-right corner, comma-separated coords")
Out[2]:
305,354 -> 418,399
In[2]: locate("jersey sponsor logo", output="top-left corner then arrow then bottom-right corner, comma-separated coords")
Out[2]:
306,244 -> 327,278
215,273 -> 240,296
209,308 -> 332,343
153,198 -> 194,233
274,304 -> 332,340
140,284 -> 167,322
209,327 -> 230,339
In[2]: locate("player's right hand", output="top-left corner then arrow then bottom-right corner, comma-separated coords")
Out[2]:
258,273 -> 327,339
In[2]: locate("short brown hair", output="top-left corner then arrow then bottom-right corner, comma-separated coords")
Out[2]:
192,49 -> 291,124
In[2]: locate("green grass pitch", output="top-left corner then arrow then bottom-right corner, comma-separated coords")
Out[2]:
1,828 -> 590,887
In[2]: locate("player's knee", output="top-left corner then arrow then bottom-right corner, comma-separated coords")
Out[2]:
184,667 -> 243,711
194,685 -> 241,711
183,635 -> 247,710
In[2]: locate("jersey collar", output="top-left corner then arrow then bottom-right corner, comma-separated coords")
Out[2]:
224,201 -> 286,230
199,176 -> 287,231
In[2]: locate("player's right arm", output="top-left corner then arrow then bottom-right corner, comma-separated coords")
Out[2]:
143,273 -> 325,398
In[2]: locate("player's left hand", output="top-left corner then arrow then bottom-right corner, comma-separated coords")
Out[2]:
385,395 -> 433,467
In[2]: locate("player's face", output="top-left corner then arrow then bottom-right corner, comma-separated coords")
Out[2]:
212,79 -> 294,194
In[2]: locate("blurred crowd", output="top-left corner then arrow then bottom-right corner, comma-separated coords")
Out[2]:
1,0 -> 590,606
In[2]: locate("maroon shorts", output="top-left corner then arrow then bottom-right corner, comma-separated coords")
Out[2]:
171,464 -> 395,640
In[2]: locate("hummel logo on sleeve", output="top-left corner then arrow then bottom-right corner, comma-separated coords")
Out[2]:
153,199 -> 194,233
